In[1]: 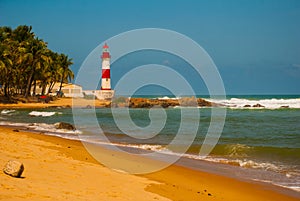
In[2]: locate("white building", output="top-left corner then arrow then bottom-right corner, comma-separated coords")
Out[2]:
56,83 -> 84,98
33,83 -> 84,98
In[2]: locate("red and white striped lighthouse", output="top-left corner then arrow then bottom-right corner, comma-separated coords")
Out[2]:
94,43 -> 114,100
101,43 -> 111,90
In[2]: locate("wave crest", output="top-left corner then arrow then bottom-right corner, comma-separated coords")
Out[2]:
1,109 -> 16,115
0,121 -> 81,134
207,98 -> 300,109
29,111 -> 57,117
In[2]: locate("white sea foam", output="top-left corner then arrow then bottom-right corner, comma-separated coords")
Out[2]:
97,142 -> 291,175
207,98 -> 300,109
89,141 -> 168,153
29,111 -> 56,117
80,140 -> 299,192
86,141 -> 280,171
157,96 -> 179,100
0,121 -> 28,127
284,186 -> 300,192
1,109 -> 16,115
29,123 -> 81,134
200,157 -> 280,172
126,144 -> 168,152
0,121 -> 81,134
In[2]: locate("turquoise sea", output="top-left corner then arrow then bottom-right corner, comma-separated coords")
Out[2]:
1,95 -> 300,193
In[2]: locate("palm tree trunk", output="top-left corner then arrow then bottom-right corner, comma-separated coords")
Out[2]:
47,82 -> 55,95
59,78 -> 63,92
25,68 -> 34,98
32,79 -> 37,96
41,82 -> 46,95
4,84 -> 8,97
58,68 -> 65,97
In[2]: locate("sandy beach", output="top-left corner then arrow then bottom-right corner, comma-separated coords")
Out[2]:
1,125 -> 299,201
2,1 -> 299,200
0,98 -> 110,109
0,126 -> 169,201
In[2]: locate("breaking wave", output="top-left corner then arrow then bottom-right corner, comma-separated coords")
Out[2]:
157,96 -> 179,100
0,121 -> 81,135
90,141 -> 298,173
29,111 -> 58,117
1,109 -> 16,115
206,98 -> 300,109
95,141 -> 300,192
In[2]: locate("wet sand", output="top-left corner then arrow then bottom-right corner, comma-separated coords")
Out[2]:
1,126 -> 299,201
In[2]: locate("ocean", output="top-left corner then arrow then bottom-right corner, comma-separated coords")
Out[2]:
1,95 -> 300,192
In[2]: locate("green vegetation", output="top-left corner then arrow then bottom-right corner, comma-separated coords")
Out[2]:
0,25 -> 74,99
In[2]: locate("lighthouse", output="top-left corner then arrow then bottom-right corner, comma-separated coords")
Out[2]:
95,43 -> 114,100
101,43 -> 111,90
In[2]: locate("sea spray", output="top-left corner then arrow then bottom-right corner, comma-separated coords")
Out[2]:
206,97 -> 300,109
29,111 -> 56,117
1,109 -> 16,115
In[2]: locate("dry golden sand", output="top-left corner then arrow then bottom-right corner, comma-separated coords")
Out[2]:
0,97 -> 110,109
0,126 -> 169,201
1,126 -> 299,201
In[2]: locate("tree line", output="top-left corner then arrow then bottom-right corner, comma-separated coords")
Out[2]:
0,25 -> 74,98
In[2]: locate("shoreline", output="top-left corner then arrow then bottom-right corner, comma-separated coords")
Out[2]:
0,96 -> 215,110
1,96 -> 300,109
0,97 -> 110,109
0,126 -> 169,201
1,125 -> 299,200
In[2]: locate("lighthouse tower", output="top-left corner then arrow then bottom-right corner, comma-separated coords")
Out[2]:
95,43 -> 114,100
101,43 -> 111,90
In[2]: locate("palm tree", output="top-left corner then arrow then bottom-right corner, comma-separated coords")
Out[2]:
9,25 -> 32,94
45,52 -> 61,94
0,46 -> 13,97
0,25 -> 74,99
0,26 -> 14,97
58,54 -> 73,96
24,38 -> 51,97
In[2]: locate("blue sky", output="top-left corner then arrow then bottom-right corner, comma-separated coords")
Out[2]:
1,0 -> 300,95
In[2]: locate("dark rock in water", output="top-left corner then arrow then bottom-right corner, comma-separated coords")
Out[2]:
280,105 -> 289,108
85,105 -> 92,109
55,122 -> 75,130
12,129 -> 19,132
3,160 -> 24,178
160,102 -> 170,108
252,103 -> 264,108
244,104 -> 251,107
197,98 -> 213,107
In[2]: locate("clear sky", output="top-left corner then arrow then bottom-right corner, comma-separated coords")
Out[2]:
1,0 -> 300,95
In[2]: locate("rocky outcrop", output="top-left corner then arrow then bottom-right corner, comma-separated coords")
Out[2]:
3,160 -> 24,178
197,98 -> 214,107
128,98 -> 176,108
111,97 -> 214,108
54,122 -> 75,130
